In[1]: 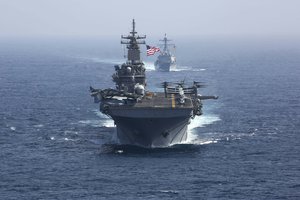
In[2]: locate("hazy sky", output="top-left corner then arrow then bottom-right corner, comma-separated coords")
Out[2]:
0,0 -> 300,38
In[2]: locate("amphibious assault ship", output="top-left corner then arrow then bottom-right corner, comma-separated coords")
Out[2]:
90,20 -> 217,148
154,34 -> 176,72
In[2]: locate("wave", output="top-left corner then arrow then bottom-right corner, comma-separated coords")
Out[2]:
33,124 -> 44,128
172,65 -> 206,72
93,109 -> 115,128
77,109 -> 115,128
63,137 -> 78,142
64,130 -> 78,135
186,114 -> 221,145
144,61 -> 155,71
189,114 -> 221,130
78,119 -> 114,128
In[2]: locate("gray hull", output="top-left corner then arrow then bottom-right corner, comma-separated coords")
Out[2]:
155,61 -> 171,72
109,108 -> 192,147
154,55 -> 175,72
113,116 -> 189,147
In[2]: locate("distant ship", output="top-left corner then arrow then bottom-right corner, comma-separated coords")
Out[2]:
154,34 -> 176,72
90,20 -> 217,148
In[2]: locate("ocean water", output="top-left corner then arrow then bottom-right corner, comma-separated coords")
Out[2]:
0,38 -> 299,199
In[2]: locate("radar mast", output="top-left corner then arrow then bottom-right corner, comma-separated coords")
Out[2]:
121,19 -> 146,63
113,19 -> 147,93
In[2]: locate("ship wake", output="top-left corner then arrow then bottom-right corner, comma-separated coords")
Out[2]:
185,114 -> 221,145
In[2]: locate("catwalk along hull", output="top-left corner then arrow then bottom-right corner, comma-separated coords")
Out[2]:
109,107 -> 192,147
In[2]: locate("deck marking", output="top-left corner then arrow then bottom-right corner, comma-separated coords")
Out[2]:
171,94 -> 175,108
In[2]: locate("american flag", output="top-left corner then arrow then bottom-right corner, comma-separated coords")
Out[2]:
146,45 -> 160,56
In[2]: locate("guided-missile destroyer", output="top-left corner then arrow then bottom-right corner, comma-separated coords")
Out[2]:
154,34 -> 176,72
90,20 -> 217,148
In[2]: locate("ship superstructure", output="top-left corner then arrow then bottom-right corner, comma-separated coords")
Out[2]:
154,34 -> 176,72
90,20 -> 217,148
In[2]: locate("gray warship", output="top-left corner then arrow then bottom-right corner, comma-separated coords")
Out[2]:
90,20 -> 217,148
154,34 -> 176,72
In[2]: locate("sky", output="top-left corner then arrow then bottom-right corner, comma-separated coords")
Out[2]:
0,0 -> 300,38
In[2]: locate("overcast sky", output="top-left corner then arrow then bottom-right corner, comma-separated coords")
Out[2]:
0,0 -> 299,38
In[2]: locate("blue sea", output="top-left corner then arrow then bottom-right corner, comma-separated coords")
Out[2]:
0,37 -> 299,199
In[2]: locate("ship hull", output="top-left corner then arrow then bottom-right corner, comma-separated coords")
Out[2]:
109,108 -> 192,147
155,62 -> 172,72
154,55 -> 176,72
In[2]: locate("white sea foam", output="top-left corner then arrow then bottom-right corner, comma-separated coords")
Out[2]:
188,114 -> 221,130
78,119 -> 115,128
172,65 -> 190,71
183,135 -> 220,146
159,190 -> 179,194
92,109 -> 109,118
64,130 -> 78,135
63,137 -> 79,142
192,68 -> 206,71
33,124 -> 44,128
102,120 -> 114,127
144,61 -> 155,71
198,140 -> 219,145
116,150 -> 124,154
144,62 -> 206,72
93,109 -> 115,127
77,109 -> 115,128
10,126 -> 16,131
172,64 -> 206,72
186,114 -> 221,145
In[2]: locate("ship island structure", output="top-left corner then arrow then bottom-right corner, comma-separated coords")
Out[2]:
90,20 -> 217,148
154,34 -> 176,72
